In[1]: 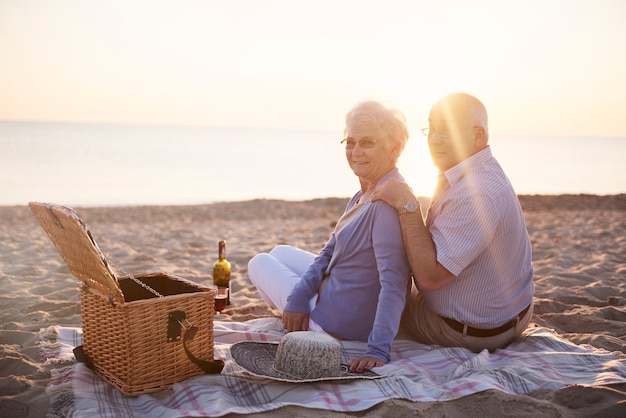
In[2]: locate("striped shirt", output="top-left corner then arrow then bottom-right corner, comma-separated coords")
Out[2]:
424,147 -> 534,328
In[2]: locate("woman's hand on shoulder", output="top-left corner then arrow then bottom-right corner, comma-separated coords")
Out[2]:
282,311 -> 309,332
348,355 -> 385,372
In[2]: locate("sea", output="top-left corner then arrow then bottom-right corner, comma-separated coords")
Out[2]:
1,121 -> 625,207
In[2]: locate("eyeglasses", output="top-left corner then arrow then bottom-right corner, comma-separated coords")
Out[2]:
340,137 -> 378,149
421,126 -> 477,139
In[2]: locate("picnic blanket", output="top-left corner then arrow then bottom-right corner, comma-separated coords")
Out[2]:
41,318 -> 626,417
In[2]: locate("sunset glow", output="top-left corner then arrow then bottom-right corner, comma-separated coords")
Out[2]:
1,0 -> 625,139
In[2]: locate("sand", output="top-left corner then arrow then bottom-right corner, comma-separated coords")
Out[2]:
0,195 -> 625,417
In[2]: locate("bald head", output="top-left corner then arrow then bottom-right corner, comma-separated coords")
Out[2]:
427,93 -> 489,170
431,93 -> 489,139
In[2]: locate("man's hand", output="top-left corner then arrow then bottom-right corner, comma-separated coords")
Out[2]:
348,355 -> 384,372
371,178 -> 415,210
282,311 -> 309,332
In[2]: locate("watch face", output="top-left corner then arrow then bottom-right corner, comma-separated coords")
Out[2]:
405,200 -> 418,212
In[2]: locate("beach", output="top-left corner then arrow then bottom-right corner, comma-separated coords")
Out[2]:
1,194 -> 625,417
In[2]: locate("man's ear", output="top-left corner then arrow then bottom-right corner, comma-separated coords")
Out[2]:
474,126 -> 488,149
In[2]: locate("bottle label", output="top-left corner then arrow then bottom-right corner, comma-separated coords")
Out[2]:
213,265 -> 230,287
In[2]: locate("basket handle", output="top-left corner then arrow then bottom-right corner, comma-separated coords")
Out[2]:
182,326 -> 224,374
169,310 -> 224,374
73,313 -> 225,379
73,345 -> 94,369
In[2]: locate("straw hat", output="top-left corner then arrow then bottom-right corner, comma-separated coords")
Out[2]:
230,331 -> 383,383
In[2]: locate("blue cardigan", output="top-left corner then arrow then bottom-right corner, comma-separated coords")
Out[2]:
285,169 -> 411,362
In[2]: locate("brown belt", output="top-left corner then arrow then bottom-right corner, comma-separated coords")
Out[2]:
441,304 -> 531,338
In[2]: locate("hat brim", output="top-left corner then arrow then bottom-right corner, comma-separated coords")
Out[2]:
230,341 -> 383,383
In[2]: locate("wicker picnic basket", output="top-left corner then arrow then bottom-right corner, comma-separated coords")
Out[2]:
29,202 -> 223,396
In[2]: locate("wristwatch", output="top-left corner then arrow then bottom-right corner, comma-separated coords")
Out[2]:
398,200 -> 419,216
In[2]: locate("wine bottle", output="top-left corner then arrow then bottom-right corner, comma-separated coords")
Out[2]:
213,240 -> 231,305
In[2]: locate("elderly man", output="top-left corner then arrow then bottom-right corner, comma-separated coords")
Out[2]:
373,92 -> 534,352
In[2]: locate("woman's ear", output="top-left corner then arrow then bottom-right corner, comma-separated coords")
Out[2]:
388,143 -> 401,162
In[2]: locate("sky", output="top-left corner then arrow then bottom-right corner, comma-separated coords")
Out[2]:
1,0 -> 625,138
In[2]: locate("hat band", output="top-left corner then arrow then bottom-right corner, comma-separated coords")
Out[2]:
271,363 -> 350,381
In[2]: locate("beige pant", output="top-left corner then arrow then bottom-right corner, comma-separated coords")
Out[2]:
400,285 -> 533,352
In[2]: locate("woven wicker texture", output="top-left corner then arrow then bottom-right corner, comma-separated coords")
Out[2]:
80,273 -> 215,395
29,202 -> 216,395
29,202 -> 124,303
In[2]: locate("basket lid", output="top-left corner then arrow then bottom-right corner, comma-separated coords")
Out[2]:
29,202 -> 125,304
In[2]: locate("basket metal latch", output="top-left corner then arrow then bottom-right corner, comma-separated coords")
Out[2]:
167,310 -> 192,343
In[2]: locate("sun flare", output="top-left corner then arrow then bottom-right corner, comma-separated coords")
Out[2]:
398,136 -> 438,198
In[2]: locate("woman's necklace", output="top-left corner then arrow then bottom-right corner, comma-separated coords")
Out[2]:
357,189 -> 374,205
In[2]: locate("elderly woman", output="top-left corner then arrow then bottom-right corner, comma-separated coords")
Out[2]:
247,100 -> 411,372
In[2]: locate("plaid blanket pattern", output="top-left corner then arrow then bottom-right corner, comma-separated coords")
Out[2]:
45,318 -> 626,417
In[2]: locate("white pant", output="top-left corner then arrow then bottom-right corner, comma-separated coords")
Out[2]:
247,245 -> 326,333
